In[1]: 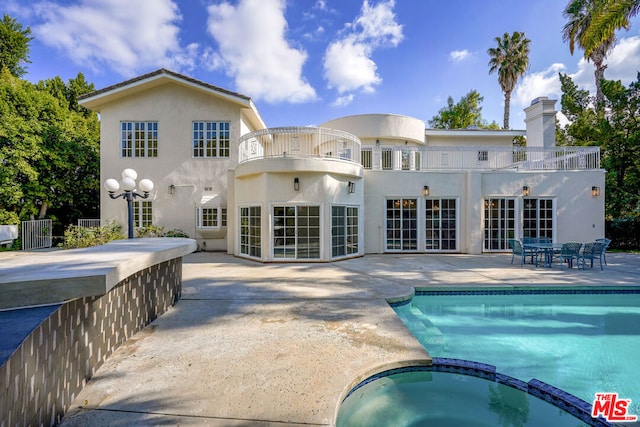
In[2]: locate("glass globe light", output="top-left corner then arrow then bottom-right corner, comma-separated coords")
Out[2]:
104,178 -> 120,192
138,178 -> 154,193
121,177 -> 136,191
122,168 -> 138,181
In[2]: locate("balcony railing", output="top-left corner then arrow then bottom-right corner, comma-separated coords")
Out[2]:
238,128 -> 601,171
238,126 -> 361,164
361,145 -> 601,171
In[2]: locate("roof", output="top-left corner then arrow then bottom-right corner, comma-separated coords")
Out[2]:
78,69 -> 266,130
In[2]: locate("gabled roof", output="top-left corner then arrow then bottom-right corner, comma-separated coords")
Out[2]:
78,68 -> 266,129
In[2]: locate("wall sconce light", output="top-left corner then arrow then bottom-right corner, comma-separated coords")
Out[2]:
423,185 -> 430,197
522,186 -> 530,196
376,139 -> 380,147
168,184 -> 175,195
592,186 -> 600,197
294,177 -> 300,191
348,181 -> 355,193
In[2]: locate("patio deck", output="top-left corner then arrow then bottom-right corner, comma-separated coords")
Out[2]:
58,251 -> 640,426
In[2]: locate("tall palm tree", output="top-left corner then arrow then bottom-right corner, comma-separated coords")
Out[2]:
562,0 -> 618,107
582,0 -> 639,57
487,31 -> 531,129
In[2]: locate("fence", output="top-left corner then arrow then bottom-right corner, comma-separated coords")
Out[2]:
21,219 -> 53,251
78,218 -> 101,229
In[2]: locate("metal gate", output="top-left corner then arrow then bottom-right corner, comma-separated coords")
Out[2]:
21,219 -> 53,250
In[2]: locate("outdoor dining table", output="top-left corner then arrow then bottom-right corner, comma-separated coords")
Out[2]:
523,242 -> 564,268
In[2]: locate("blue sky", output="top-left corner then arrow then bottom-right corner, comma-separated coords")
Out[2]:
5,0 -> 640,129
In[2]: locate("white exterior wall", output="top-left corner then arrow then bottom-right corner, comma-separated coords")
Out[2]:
99,83 -> 253,249
361,169 -> 605,254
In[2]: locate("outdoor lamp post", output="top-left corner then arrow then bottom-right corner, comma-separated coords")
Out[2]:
104,168 -> 154,239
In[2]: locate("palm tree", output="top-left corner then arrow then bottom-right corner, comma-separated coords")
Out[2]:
562,0 -> 618,107
582,0 -> 639,57
487,32 -> 531,129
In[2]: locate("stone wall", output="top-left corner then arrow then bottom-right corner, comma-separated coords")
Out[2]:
0,258 -> 182,426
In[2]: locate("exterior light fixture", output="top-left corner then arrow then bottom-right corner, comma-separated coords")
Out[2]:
592,186 -> 600,197
348,181 -> 355,193
522,186 -> 530,196
423,185 -> 430,197
376,139 -> 380,147
294,177 -> 300,191
104,168 -> 154,239
168,184 -> 175,195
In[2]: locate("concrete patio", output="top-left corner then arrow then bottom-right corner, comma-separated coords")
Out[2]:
58,251 -> 640,426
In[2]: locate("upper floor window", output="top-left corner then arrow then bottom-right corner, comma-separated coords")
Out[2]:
361,148 -> 372,169
477,150 -> 489,162
121,122 -> 158,158
193,121 -> 230,158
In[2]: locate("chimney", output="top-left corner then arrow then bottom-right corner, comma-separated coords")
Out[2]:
524,97 -> 557,148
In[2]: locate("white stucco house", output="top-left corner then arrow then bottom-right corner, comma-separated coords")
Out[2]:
79,69 -> 605,262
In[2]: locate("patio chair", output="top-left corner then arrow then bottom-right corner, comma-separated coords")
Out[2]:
555,242 -> 582,270
578,242 -> 606,271
522,237 -> 539,264
595,238 -> 612,265
509,239 -> 536,266
537,236 -> 552,244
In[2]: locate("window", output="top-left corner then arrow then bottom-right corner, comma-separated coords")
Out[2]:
386,198 -> 417,251
361,148 -> 372,169
121,122 -> 158,158
477,150 -> 489,162
415,151 -> 421,171
426,199 -> 457,251
193,121 -> 230,158
196,207 -> 227,228
484,198 -> 515,251
401,149 -> 410,170
240,206 -> 261,257
382,149 -> 393,170
332,206 -> 359,257
133,201 -> 153,227
523,198 -> 554,240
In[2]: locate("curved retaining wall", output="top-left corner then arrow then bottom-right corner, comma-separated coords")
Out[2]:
0,239 -> 194,426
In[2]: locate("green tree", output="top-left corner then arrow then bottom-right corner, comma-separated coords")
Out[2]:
0,14 -> 33,77
428,90 -> 499,129
0,68 -> 100,231
562,0 -> 618,107
559,72 -> 640,219
487,31 -> 531,130
582,0 -> 639,57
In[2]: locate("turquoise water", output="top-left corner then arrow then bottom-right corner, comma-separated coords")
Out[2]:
337,370 -> 589,426
393,291 -> 640,418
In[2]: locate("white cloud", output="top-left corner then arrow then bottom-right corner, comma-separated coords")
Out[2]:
331,94 -> 355,107
206,0 -> 316,103
603,36 -> 640,83
513,63 -> 566,108
450,49 -> 471,62
31,0 -> 195,76
323,0 -> 403,96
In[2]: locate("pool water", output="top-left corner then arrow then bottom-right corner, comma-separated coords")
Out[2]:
393,290 -> 640,418
337,369 -> 591,426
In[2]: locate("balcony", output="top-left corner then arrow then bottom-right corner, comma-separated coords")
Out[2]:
238,127 -> 361,164
362,145 -> 601,171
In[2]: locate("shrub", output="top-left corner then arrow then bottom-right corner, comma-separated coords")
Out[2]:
135,225 -> 166,238
164,229 -> 190,238
61,220 -> 124,249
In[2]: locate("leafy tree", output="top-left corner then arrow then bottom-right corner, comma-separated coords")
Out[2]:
562,0 -> 618,107
581,0 -> 639,57
428,90 -> 499,129
0,68 -> 100,232
559,72 -> 640,219
487,31 -> 531,129
0,14 -> 33,77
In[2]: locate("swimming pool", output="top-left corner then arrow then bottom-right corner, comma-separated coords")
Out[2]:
393,289 -> 640,420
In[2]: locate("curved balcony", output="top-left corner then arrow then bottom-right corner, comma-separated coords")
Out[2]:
238,126 -> 361,165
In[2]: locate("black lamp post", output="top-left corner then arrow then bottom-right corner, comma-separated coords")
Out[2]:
104,169 -> 154,239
